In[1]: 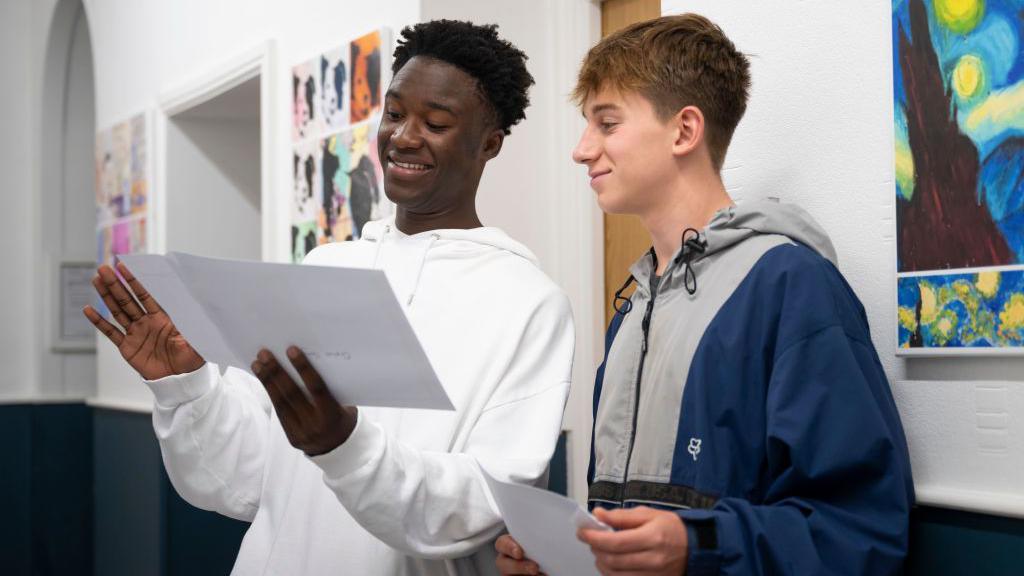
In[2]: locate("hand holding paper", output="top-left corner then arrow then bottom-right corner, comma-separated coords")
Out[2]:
250,346 -> 359,456
483,469 -> 610,576
578,507 -> 690,576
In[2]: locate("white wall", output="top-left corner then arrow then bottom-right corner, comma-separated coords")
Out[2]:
0,0 -> 98,403
0,0 -> 36,401
165,116 -> 261,260
662,0 -> 1024,516
43,3 -> 97,401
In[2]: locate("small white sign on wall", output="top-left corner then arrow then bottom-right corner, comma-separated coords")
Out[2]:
53,261 -> 97,352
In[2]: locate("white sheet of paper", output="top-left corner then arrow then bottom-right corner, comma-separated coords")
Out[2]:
483,469 -> 611,576
118,252 -> 453,410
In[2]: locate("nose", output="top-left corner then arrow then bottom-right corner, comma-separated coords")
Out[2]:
391,118 -> 424,150
572,126 -> 598,165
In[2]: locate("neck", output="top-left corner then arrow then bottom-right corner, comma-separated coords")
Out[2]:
395,203 -> 483,236
640,170 -> 733,276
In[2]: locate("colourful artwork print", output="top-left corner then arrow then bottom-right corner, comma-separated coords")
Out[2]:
293,141 -> 320,224
291,220 -> 319,264
95,113 -> 148,267
318,47 -> 350,134
292,61 -> 318,142
96,218 -> 146,268
350,30 -> 383,123
319,133 -> 354,243
893,0 -> 1024,352
893,0 -> 1024,272
291,140 -> 320,262
898,270 -> 1024,348
319,119 -> 387,243
95,114 -> 148,225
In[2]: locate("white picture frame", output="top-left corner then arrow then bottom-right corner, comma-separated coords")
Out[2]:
51,260 -> 97,353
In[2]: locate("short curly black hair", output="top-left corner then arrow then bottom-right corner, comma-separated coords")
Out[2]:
392,20 -> 534,135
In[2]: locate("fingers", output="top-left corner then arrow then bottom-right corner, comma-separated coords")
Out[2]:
495,535 -> 544,575
97,265 -> 145,322
496,535 -> 526,559
83,305 -> 124,346
252,355 -> 302,434
578,524 -> 651,555
254,350 -> 312,418
594,506 -> 657,530
117,261 -> 165,315
287,346 -> 336,407
581,509 -> 688,574
495,554 -> 542,576
92,275 -> 133,331
594,549 -> 664,573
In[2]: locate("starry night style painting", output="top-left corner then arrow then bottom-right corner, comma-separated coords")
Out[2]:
893,0 -> 1024,352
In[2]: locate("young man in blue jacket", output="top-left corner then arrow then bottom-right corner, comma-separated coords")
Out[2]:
497,13 -> 914,576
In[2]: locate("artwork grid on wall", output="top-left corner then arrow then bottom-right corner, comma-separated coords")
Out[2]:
291,28 -> 393,263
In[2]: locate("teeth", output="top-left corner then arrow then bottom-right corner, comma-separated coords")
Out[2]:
391,159 -> 430,171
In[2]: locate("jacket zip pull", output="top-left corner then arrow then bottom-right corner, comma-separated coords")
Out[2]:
641,298 -> 654,353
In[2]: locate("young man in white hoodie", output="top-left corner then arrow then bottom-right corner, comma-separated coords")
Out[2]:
83,20 -> 575,575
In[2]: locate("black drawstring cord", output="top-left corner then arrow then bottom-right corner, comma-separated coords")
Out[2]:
674,228 -> 707,295
613,275 -> 636,315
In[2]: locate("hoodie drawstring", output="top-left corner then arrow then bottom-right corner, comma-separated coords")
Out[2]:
407,233 -> 440,306
674,228 -> 707,295
371,225 -> 390,269
613,275 -> 636,315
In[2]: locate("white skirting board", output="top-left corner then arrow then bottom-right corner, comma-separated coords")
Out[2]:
893,380 -> 1024,518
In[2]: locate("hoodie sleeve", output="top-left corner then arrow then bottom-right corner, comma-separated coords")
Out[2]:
145,362 -> 273,522
308,290 -> 575,559
678,270 -> 913,575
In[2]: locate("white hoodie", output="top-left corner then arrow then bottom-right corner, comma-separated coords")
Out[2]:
144,218 -> 575,575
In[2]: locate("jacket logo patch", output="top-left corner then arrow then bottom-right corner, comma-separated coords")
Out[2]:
687,438 -> 702,461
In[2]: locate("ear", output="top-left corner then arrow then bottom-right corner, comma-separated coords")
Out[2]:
671,105 -> 705,158
481,129 -> 505,162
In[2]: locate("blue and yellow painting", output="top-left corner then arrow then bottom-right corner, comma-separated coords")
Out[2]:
893,0 -> 1024,272
898,270 -> 1024,348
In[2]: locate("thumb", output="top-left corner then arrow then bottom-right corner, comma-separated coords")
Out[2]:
594,506 -> 658,530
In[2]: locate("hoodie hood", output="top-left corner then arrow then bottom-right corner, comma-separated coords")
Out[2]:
358,217 -> 541,305
360,217 -> 541,265
702,200 -> 837,265
618,200 -> 837,305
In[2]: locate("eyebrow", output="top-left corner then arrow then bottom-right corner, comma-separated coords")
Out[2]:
385,89 -> 457,115
583,103 -> 622,118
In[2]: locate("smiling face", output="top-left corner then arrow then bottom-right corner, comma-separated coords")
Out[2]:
573,87 -> 681,215
378,56 -> 501,218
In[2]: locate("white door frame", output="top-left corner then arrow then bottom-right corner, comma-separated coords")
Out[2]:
155,40 -> 277,260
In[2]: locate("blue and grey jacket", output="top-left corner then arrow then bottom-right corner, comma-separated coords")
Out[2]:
589,201 -> 914,575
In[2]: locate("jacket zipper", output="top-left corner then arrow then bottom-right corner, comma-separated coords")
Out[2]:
620,276 -> 657,505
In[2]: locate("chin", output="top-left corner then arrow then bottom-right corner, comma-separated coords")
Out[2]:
594,189 -> 634,215
384,181 -> 429,208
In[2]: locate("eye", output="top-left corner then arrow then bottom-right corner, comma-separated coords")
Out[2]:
426,122 -> 449,133
385,110 -> 403,121
599,121 -> 618,133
